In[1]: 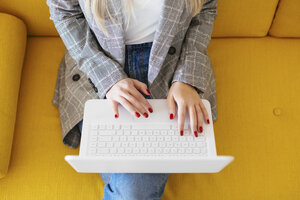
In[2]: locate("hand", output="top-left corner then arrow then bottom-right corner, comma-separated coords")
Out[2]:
105,78 -> 153,118
167,81 -> 210,137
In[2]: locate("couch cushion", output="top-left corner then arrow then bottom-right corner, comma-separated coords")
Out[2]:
269,0 -> 300,37
0,0 -> 279,37
212,0 -> 279,37
0,13 -> 27,178
0,37 -> 299,199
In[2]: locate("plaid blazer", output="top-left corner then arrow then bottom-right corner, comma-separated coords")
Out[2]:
46,0 -> 218,148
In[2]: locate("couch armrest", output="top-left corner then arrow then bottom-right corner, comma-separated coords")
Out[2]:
0,12 -> 27,178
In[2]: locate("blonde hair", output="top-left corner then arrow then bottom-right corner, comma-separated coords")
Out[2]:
84,0 -> 204,37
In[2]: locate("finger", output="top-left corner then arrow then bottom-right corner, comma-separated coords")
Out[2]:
195,104 -> 203,133
177,102 -> 186,136
120,89 -> 148,118
188,105 -> 198,137
132,79 -> 151,95
116,95 -> 141,118
129,87 -> 153,114
167,94 -> 176,120
199,100 -> 210,124
111,100 -> 119,118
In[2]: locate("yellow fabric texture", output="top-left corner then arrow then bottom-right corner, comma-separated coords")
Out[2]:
211,0 -> 279,37
0,0 -> 279,37
0,35 -> 299,199
0,13 -> 27,178
269,0 -> 300,37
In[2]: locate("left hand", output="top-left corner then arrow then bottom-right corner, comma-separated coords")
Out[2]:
167,81 -> 210,137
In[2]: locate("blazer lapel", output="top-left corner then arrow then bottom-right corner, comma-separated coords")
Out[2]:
103,0 -> 186,84
147,0 -> 185,84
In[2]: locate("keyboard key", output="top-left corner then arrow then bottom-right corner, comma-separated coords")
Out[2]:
99,136 -> 112,141
99,124 -> 106,129
155,148 -> 162,154
125,148 -> 132,153
132,124 -> 170,130
165,136 -> 171,141
135,136 -> 142,142
148,148 -> 155,153
106,124 -> 113,129
153,130 -> 160,135
157,136 -> 164,141
124,130 -> 131,135
146,130 -> 152,135
112,136 -> 119,141
133,148 -> 139,153
159,142 -> 166,148
166,142 -> 173,148
122,124 -> 131,129
150,136 -> 156,142
139,130 -> 145,135
121,142 -> 129,148
132,130 -> 138,135
117,148 -> 125,153
163,148 -> 170,153
142,136 -> 149,141
141,148 -> 147,153
98,142 -> 106,147
106,142 -> 113,148
129,142 -> 136,148
120,136 -> 127,141
144,142 -> 151,148
97,148 -> 109,154
116,130 -> 123,135
128,136 -> 134,141
137,142 -> 143,148
171,148 -> 177,153
152,142 -> 158,148
110,148 -> 117,153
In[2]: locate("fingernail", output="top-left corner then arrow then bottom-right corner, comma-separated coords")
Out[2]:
114,114 -> 118,118
170,113 -> 174,120
207,119 -> 210,124
146,89 -> 151,94
148,107 -> 153,113
143,112 -> 148,118
199,126 -> 203,133
135,112 -> 140,118
194,131 -> 198,137
180,130 -> 183,136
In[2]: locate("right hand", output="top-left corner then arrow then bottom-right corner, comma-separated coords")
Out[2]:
105,78 -> 153,118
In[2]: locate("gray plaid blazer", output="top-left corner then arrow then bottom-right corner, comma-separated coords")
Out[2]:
46,0 -> 218,148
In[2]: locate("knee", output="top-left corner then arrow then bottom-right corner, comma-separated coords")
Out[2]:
110,173 -> 170,200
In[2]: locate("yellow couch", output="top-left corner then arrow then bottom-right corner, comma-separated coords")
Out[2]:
0,0 -> 299,199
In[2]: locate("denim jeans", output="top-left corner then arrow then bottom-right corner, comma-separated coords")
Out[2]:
77,42 -> 170,200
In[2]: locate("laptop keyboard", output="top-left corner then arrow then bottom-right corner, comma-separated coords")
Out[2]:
87,122 -> 208,157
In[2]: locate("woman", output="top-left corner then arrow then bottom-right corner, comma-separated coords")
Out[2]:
47,0 -> 218,199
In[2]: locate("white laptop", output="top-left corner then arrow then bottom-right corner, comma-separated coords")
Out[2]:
65,99 -> 234,173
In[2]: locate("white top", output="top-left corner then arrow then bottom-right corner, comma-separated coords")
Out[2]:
122,0 -> 164,45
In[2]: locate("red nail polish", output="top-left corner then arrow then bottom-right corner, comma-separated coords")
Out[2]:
114,114 -> 118,118
135,112 -> 140,118
148,107 -> 153,113
180,130 -> 183,136
143,112 -> 148,118
199,126 -> 203,133
207,119 -> 210,124
194,131 -> 198,137
170,113 -> 174,119
146,89 -> 151,94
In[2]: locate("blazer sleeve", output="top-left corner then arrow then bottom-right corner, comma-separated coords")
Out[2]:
46,0 -> 128,99
171,0 -> 218,94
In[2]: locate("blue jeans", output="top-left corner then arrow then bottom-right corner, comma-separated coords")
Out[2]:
77,42 -> 170,200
